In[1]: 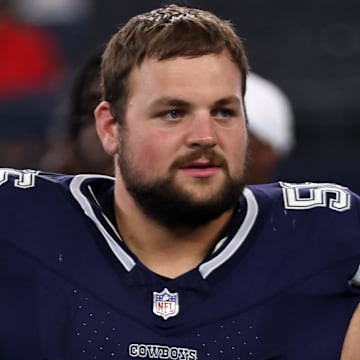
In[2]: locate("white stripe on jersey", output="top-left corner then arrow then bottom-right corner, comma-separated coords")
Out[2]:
70,174 -> 136,272
199,188 -> 258,279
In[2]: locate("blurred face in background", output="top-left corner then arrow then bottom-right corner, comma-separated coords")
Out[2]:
72,69 -> 113,176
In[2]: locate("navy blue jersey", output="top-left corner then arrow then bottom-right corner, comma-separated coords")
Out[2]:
0,168 -> 360,360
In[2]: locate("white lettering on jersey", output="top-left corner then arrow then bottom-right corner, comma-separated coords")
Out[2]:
129,343 -> 197,359
280,182 -> 351,212
0,168 -> 38,189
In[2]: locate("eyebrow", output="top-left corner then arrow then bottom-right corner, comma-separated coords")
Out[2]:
213,96 -> 241,107
149,96 -> 241,108
149,98 -> 189,108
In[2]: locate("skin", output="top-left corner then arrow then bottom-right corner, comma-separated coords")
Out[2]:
341,303 -> 360,360
95,51 -> 247,278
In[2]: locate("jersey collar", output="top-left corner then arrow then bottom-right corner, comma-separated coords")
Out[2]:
70,174 -> 259,279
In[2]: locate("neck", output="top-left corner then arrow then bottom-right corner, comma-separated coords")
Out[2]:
113,184 -> 234,279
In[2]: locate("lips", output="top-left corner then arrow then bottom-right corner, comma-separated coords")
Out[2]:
179,159 -> 221,177
181,159 -> 218,169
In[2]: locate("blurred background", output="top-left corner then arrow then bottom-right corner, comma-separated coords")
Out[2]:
1,0 -> 359,192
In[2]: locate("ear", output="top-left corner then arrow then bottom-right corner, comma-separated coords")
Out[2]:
94,101 -> 119,156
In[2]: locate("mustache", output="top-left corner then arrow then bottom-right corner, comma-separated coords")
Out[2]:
171,148 -> 228,169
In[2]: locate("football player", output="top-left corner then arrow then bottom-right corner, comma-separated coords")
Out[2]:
0,4 -> 359,359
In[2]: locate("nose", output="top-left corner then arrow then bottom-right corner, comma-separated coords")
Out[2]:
185,112 -> 217,148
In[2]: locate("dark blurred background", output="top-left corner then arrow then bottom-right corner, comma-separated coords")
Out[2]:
1,0 -> 359,192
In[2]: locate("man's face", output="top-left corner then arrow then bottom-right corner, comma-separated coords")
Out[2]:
117,51 -> 248,228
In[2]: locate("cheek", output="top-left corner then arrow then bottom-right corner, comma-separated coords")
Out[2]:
127,133 -> 169,169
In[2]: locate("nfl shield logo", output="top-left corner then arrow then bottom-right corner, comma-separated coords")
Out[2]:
153,288 -> 179,320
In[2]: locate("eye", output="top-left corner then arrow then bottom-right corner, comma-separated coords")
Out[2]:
161,109 -> 183,121
213,108 -> 235,119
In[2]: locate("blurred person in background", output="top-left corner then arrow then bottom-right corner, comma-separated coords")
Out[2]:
0,0 -> 65,168
0,0 -> 64,100
11,0 -> 93,67
245,72 -> 295,184
39,50 -> 113,175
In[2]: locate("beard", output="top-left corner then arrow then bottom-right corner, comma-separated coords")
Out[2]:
117,142 -> 246,229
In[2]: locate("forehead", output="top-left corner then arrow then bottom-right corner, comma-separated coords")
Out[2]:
127,52 -> 243,102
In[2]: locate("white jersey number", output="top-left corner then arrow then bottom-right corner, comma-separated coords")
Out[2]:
0,169 -> 38,189
280,181 -> 351,212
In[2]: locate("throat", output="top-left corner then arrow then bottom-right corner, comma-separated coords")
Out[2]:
119,214 -> 234,279
125,233 -> 214,279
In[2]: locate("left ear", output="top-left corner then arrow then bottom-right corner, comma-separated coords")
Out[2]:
94,101 -> 119,155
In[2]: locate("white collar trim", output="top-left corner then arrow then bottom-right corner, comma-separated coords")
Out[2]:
199,188 -> 259,278
70,175 -> 258,277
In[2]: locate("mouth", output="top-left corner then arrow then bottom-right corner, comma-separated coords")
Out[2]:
179,159 -> 221,178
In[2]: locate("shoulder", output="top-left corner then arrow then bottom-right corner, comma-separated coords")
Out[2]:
0,168 -> 79,213
241,182 -> 360,298
244,181 -> 360,257
247,181 -> 360,215
0,167 -> 114,194
0,168 -> 71,190
0,168 -> 115,220
0,168 -> 115,259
